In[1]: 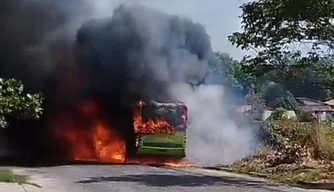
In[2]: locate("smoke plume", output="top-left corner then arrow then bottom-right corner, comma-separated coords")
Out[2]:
75,4 -> 210,102
1,0 -> 257,165
169,84 -> 257,166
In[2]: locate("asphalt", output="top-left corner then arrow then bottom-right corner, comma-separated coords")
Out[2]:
6,165 -> 330,192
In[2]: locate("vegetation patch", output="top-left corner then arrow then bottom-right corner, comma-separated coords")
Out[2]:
0,168 -> 28,184
218,120 -> 334,184
0,168 -> 41,188
0,78 -> 43,129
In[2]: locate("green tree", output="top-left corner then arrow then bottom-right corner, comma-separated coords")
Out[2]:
284,59 -> 334,100
239,58 -> 334,100
212,52 -> 255,97
261,82 -> 299,110
0,78 -> 43,128
211,52 -> 242,88
246,91 -> 266,120
228,0 -> 334,64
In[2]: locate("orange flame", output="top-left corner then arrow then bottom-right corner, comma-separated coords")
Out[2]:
133,101 -> 176,134
52,100 -> 191,167
126,157 -> 192,167
53,101 -> 126,163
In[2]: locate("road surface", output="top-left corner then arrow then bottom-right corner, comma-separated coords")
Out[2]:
11,165 -> 326,192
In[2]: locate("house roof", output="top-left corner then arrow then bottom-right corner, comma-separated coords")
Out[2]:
325,99 -> 334,106
295,97 -> 327,106
299,105 -> 334,112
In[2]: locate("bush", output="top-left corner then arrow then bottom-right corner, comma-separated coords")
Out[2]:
298,111 -> 315,122
0,78 -> 43,128
228,119 -> 334,183
246,92 -> 265,120
317,121 -> 334,160
263,120 -> 334,163
270,107 -> 289,120
262,83 -> 299,111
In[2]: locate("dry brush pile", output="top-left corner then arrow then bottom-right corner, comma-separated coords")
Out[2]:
229,119 -> 334,182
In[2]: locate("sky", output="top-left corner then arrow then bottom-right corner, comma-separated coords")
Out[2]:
91,0 -> 250,60
141,0 -> 249,60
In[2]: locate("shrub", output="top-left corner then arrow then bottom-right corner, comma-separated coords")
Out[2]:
317,121 -> 334,160
0,78 -> 43,129
264,120 -> 334,162
230,119 -> 334,183
298,111 -> 315,122
270,107 -> 289,120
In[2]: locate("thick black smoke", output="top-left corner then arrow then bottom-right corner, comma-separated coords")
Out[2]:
1,2 -> 214,162
0,0 -> 90,91
75,4 -> 210,104
0,0 -> 64,162
68,4 -> 212,159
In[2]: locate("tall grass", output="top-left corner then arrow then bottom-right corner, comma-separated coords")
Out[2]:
267,119 -> 334,160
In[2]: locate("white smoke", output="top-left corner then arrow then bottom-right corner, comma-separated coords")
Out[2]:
169,83 -> 257,166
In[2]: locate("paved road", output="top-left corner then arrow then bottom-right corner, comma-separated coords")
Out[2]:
11,165 -> 326,192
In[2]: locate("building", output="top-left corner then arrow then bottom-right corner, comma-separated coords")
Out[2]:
324,99 -> 334,108
295,97 -> 334,121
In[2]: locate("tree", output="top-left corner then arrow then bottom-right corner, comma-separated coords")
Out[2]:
0,78 -> 43,128
284,59 -> 334,100
261,83 -> 299,110
209,52 -> 240,87
246,91 -> 266,120
237,57 -> 334,100
228,0 -> 334,64
228,0 -> 334,99
210,52 -> 256,97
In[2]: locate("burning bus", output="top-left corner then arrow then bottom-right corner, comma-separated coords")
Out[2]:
133,100 -> 188,158
52,99 -> 189,164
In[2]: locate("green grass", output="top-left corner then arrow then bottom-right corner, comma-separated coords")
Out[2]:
0,169 -> 28,184
0,168 -> 41,188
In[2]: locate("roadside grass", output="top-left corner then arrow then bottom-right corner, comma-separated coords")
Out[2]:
0,168 -> 28,184
318,122 -> 334,160
217,119 -> 334,184
0,168 -> 41,188
229,160 -> 334,184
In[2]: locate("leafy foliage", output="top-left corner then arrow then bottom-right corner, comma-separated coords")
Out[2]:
229,57 -> 334,101
228,0 -> 334,64
298,111 -> 315,122
270,107 -> 289,120
0,78 -> 43,128
226,0 -> 334,100
210,52 -> 243,90
261,83 -> 299,110
246,92 -> 266,120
